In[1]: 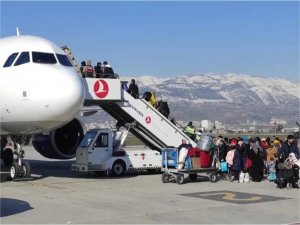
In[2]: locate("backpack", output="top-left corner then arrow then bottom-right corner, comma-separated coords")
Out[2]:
220,161 -> 228,172
85,66 -> 94,77
277,169 -> 294,188
226,149 -> 235,166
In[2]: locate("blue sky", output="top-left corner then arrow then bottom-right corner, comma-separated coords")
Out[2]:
1,1 -> 299,80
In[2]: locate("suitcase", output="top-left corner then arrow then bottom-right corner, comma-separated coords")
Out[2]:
188,147 -> 201,157
162,148 -> 177,168
200,151 -> 210,168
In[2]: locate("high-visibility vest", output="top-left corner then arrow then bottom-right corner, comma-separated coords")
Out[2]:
185,126 -> 195,135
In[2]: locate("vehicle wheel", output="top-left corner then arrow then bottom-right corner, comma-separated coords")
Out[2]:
2,148 -> 13,167
21,161 -> 31,178
161,173 -> 170,183
209,173 -> 218,183
10,162 -> 20,180
176,174 -> 185,185
189,173 -> 197,182
112,160 -> 126,176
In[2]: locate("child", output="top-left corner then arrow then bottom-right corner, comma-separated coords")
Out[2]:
267,157 -> 276,182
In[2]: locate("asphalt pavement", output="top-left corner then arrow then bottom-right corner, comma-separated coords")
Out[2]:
0,146 -> 299,224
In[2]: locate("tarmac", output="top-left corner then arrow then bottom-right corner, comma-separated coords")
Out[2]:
0,146 -> 299,224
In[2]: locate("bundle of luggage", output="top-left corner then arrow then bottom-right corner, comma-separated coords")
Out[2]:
276,153 -> 300,189
178,147 -> 208,170
162,147 -> 212,170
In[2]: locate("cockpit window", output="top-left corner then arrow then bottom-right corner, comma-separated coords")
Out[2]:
56,54 -> 73,67
3,52 -> 19,67
32,52 -> 57,64
14,52 -> 30,66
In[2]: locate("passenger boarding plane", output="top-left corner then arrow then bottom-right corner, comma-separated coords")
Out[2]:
0,33 -> 85,180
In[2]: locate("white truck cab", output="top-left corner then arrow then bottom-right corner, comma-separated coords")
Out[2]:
71,129 -> 161,176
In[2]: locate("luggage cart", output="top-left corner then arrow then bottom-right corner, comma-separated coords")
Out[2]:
161,148 -> 219,185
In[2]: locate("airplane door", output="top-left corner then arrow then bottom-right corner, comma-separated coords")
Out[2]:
89,132 -> 111,165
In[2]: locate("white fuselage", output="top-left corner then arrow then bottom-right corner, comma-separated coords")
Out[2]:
0,35 -> 85,135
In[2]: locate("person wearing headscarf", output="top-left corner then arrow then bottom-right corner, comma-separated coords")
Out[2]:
249,137 -> 265,182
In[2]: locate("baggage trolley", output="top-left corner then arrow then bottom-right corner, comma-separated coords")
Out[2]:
161,148 -> 219,185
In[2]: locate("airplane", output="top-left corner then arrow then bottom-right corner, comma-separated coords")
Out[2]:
0,32 -> 86,180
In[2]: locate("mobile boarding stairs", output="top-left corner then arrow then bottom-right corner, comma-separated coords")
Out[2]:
83,78 -> 196,152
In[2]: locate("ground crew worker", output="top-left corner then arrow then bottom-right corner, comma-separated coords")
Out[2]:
184,122 -> 196,141
195,130 -> 202,142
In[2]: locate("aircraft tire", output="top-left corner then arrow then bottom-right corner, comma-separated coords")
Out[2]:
21,161 -> 31,178
10,162 -> 20,180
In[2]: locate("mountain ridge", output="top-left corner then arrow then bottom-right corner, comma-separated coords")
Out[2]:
122,73 -> 299,125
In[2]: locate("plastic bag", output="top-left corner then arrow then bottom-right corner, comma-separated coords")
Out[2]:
196,133 -> 212,151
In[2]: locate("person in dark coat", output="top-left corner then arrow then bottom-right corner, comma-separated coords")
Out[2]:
94,62 -> 103,78
277,135 -> 299,161
277,135 -> 299,188
178,139 -> 192,152
157,100 -> 170,118
80,61 -> 86,78
127,79 -> 139,99
249,139 -> 265,182
229,139 -> 242,182
217,137 -> 228,162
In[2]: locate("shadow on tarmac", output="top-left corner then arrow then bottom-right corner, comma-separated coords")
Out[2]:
0,159 -> 158,182
0,198 -> 33,217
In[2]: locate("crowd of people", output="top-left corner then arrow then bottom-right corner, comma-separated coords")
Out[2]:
210,134 -> 299,188
79,60 -> 118,78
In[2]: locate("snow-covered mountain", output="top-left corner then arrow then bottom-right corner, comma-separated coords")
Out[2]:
123,73 -> 299,125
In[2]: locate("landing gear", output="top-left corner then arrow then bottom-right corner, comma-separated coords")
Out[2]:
4,136 -> 32,181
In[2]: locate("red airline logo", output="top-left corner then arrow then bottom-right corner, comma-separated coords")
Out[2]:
145,116 -> 151,124
94,79 -> 109,98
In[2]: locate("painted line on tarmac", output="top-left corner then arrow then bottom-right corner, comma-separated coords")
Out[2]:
180,190 -> 291,204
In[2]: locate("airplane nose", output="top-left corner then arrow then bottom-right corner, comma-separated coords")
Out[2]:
48,68 -> 84,122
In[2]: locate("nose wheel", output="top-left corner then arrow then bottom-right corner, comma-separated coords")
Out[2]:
9,161 -> 31,180
7,139 -> 32,181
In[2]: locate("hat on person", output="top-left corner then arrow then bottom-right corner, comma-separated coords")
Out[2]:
231,139 -> 237,146
287,135 -> 295,140
242,136 -> 249,144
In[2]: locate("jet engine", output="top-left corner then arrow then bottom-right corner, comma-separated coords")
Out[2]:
32,118 -> 86,159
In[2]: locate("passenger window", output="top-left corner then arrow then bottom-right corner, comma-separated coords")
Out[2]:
14,52 -> 30,66
94,133 -> 108,147
32,52 -> 57,64
56,54 -> 73,67
3,52 -> 19,67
